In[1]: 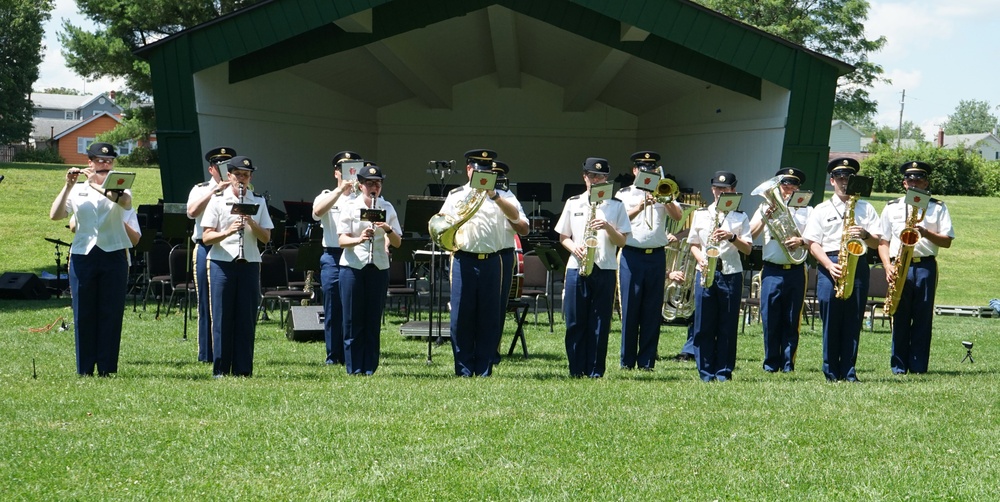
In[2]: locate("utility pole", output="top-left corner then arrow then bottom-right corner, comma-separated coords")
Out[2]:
897,89 -> 906,150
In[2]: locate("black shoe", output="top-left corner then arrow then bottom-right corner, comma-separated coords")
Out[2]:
672,353 -> 694,362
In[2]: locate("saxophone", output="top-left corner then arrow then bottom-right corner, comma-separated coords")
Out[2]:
428,186 -> 488,251
662,237 -> 696,320
884,202 -> 926,315
579,202 -> 599,277
300,270 -> 315,306
834,195 -> 867,299
700,210 -> 723,288
751,176 -> 808,264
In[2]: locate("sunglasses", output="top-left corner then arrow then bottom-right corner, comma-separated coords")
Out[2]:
831,172 -> 852,180
92,158 -> 114,165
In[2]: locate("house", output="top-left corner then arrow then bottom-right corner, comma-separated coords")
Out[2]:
29,93 -> 127,164
829,120 -> 864,153
939,133 -> 1000,161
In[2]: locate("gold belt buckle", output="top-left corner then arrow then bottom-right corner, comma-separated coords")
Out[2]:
912,257 -> 921,263
478,253 -> 486,259
644,248 -> 653,254
783,264 -> 791,270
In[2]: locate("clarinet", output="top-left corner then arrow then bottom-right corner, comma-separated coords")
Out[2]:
236,182 -> 248,263
368,189 -> 377,265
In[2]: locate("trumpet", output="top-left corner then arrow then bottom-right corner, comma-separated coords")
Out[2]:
235,182 -> 248,263
884,202 -> 927,315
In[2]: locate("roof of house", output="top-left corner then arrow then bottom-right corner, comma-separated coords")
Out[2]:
31,118 -> 81,140
51,112 -> 122,141
831,119 -> 864,137
31,92 -> 122,113
942,133 -> 1000,148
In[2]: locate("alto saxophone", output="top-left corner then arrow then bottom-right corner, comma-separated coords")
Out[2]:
834,194 -> 866,299
701,210 -> 723,288
884,202 -> 927,315
579,202 -> 599,277
428,186 -> 488,251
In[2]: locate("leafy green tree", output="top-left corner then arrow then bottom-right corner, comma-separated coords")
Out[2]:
863,121 -> 927,150
0,0 -> 53,145
694,0 -> 887,126
942,99 -> 998,135
41,86 -> 82,95
59,0 -> 262,150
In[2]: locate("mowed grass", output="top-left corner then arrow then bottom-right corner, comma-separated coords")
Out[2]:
1,162 -> 999,500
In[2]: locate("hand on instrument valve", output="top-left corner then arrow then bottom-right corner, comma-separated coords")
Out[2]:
783,235 -> 804,250
848,225 -> 869,240
668,270 -> 685,283
227,216 -> 246,236
65,167 -> 85,185
711,227 -> 735,243
361,226 -> 376,241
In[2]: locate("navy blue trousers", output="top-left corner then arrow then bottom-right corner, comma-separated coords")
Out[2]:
209,259 -> 260,376
340,264 -> 388,375
817,255 -> 869,381
692,270 -> 743,381
563,267 -> 616,378
449,252 -> 502,376
320,248 -> 345,364
70,248 -> 128,376
891,259 -> 938,374
618,247 -> 666,369
195,243 -> 213,362
760,263 -> 806,372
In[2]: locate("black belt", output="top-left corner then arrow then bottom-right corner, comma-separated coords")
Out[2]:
624,245 -> 664,255
455,250 -> 498,259
895,255 -> 935,264
324,247 -> 342,253
195,239 -> 206,245
498,247 -> 514,253
764,261 -> 803,270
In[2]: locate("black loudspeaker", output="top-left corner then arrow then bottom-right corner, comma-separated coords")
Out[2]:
0,272 -> 50,300
286,306 -> 325,342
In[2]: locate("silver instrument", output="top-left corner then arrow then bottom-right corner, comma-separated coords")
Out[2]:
751,176 -> 808,264
662,237 -> 696,321
235,182 -> 248,263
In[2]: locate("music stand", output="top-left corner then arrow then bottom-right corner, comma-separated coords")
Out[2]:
531,244 -> 564,332
43,237 -> 71,298
561,183 -> 586,202
161,207 -> 193,330
129,221 -> 156,311
294,241 -> 322,273
404,195 -> 445,237
514,182 -> 552,220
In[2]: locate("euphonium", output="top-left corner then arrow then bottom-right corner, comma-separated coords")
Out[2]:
662,237 -> 696,321
701,210 -> 723,288
884,203 -> 926,315
579,202 -> 599,277
834,194 -> 866,299
428,186 -> 488,251
751,176 -> 808,264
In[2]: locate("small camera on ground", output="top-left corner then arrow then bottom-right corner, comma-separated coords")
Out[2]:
962,341 -> 973,349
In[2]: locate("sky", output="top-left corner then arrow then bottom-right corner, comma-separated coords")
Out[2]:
35,0 -> 1000,141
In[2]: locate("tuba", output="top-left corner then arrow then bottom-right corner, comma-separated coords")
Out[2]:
428,186 -> 488,251
834,194 -> 866,299
662,237 -> 697,321
884,201 -> 927,315
751,176 -> 808,264
579,202 -> 599,277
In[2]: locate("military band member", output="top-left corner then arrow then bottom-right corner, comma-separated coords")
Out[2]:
338,164 -> 402,375
616,151 -> 682,370
439,149 -> 524,376
313,151 -> 361,365
802,158 -> 881,382
555,157 -> 630,378
877,161 -> 954,374
186,146 -> 236,363
49,142 -> 133,376
688,171 -> 751,382
749,167 -> 812,372
492,160 -> 530,362
202,156 -> 273,377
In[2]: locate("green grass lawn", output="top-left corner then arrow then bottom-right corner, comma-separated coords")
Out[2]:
1,162 -> 999,499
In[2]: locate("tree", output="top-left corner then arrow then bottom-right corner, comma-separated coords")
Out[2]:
42,87 -> 82,95
59,0 -> 263,97
942,99 -> 998,135
694,0 -> 888,126
862,121 -> 926,150
0,0 -> 53,145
